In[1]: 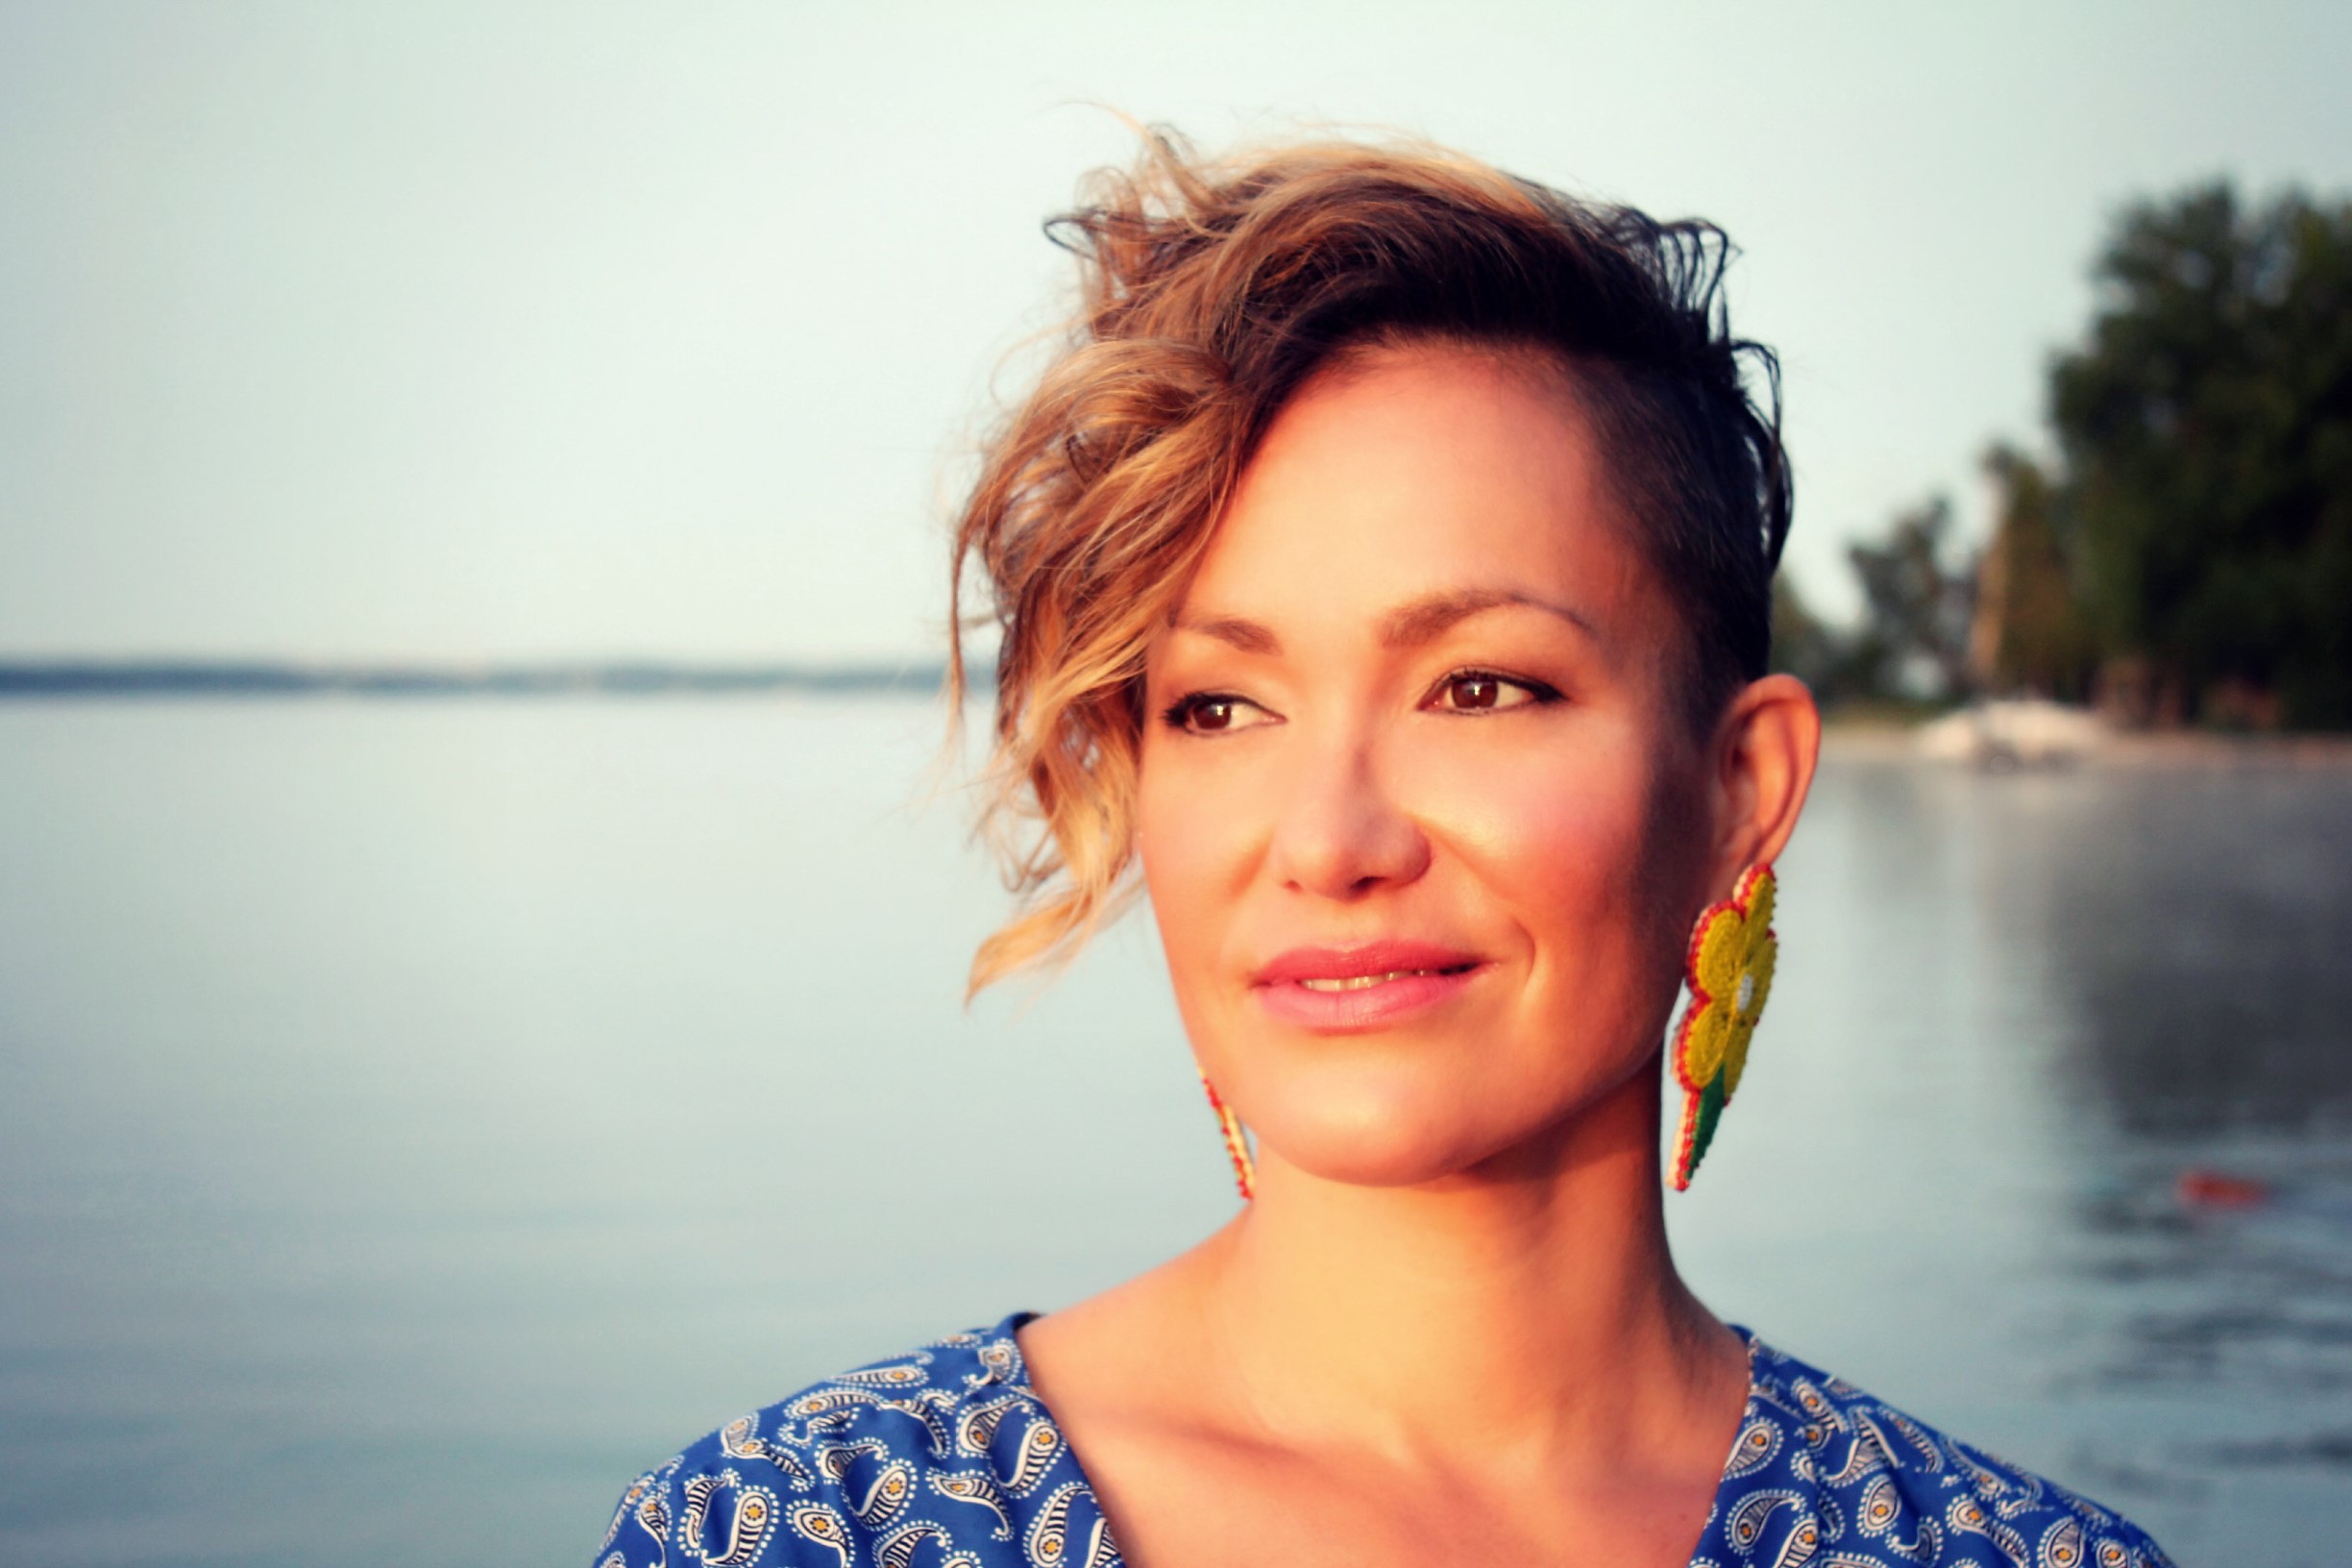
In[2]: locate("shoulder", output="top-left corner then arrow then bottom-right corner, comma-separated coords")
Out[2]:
1695,1334 -> 2175,1568
592,1315 -> 1116,1568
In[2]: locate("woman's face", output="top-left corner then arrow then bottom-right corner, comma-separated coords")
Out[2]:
1136,345 -> 1719,1188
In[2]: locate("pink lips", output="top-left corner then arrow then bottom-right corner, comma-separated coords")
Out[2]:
1252,940 -> 1485,1031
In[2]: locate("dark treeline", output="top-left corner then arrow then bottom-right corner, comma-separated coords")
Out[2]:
1779,181 -> 2352,730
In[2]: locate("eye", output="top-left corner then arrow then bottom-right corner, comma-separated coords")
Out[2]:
1428,670 -> 1556,714
1162,693 -> 1279,735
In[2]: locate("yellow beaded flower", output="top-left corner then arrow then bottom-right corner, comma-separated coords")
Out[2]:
1670,863 -> 1777,1189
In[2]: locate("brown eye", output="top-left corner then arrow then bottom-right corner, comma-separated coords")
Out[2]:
1430,671 -> 1556,714
1163,693 -> 1275,734
1449,675 -> 1502,710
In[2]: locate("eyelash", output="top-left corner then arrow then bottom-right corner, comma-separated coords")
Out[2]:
1158,669 -> 1561,734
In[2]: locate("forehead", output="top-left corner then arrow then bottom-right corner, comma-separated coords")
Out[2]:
1174,345 -> 1661,636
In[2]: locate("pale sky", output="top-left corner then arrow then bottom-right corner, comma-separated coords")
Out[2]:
3,0 -> 2348,661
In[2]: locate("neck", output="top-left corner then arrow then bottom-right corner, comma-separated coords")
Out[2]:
1197,1067 -> 1737,1459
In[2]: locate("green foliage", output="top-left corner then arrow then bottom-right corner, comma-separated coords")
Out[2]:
1770,499 -> 1975,712
1844,496 -> 1976,702
1767,574 -> 1853,697
2050,183 -> 2352,726
1977,445 -> 2099,700
1793,180 -> 2352,728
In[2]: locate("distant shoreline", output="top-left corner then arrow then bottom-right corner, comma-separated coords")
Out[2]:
0,659 -> 955,698
1822,722 -> 2352,766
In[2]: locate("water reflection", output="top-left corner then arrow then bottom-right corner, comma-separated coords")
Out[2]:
1938,748 -> 2352,1557
1691,743 -> 2352,1561
2040,763 -> 2352,1133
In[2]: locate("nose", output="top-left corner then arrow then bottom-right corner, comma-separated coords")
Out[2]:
1265,736 -> 1431,901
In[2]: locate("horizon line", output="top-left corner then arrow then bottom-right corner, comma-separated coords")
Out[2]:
0,656 -> 972,699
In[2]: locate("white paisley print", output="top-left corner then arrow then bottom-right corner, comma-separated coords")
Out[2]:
595,1315 -> 2171,1567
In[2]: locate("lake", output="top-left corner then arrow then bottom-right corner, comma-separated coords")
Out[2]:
1,702 -> 2346,1566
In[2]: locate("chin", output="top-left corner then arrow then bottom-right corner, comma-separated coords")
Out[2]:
1243,1061 -> 1562,1189
1233,1028 -> 1662,1191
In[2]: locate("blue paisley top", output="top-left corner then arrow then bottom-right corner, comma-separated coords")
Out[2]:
595,1315 -> 2171,1568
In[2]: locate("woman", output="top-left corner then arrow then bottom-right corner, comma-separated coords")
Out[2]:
596,133 -> 2169,1568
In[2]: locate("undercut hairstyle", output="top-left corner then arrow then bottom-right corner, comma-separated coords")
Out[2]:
950,129 -> 1791,992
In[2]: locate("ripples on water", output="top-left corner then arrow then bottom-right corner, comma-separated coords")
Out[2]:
0,706 -> 2344,1566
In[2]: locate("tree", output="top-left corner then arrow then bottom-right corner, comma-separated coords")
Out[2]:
2050,184 -> 2352,726
1972,445 -> 2098,700
1767,574 -> 1857,698
1844,496 -> 1976,702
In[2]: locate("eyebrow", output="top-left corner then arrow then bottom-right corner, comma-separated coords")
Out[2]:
1170,587 -> 1595,655
1378,587 -> 1595,648
1170,614 -> 1283,655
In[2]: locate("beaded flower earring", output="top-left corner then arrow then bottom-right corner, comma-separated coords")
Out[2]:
1199,1074 -> 1256,1199
1668,862 -> 1778,1190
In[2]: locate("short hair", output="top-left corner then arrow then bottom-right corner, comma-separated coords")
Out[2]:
950,129 -> 1791,992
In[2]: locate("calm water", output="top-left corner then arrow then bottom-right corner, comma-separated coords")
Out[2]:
1,704 -> 2346,1566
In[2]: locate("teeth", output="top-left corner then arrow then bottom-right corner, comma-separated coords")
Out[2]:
1298,969 -> 1438,992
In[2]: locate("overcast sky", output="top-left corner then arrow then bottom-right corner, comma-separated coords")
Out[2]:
3,1 -> 2348,661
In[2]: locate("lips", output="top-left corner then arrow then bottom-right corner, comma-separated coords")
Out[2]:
1251,940 -> 1484,1030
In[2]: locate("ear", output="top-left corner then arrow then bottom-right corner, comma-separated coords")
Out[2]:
1703,674 -> 1821,899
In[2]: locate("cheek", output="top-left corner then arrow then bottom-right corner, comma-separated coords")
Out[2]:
1413,728 -> 1701,1060
1135,742 -> 1252,991
1418,730 -> 1675,924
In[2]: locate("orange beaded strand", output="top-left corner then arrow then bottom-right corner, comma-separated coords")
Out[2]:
1199,1074 -> 1257,1200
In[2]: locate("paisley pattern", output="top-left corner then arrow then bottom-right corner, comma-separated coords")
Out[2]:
596,1316 -> 2172,1567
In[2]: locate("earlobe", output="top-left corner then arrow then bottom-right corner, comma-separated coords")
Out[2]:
1711,674 -> 1821,894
